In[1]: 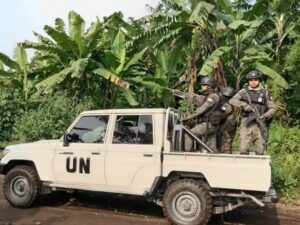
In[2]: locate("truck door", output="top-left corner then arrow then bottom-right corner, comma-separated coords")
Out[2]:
105,114 -> 160,192
54,115 -> 109,185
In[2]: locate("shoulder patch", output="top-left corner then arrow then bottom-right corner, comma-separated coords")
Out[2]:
238,89 -> 245,94
265,90 -> 273,101
207,97 -> 214,103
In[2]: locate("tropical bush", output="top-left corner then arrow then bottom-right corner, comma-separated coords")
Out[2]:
12,92 -> 95,142
268,123 -> 300,199
0,87 -> 24,143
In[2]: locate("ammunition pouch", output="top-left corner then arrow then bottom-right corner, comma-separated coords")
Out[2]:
208,111 -> 226,126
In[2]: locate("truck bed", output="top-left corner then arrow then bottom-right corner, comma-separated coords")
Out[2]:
163,152 -> 271,192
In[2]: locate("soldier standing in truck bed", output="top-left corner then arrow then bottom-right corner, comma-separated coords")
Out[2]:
217,87 -> 237,154
181,76 -> 222,152
229,70 -> 276,155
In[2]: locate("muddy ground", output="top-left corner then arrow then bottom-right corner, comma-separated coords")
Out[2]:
0,176 -> 299,225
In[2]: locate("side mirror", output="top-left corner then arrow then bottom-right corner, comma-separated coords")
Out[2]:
63,131 -> 69,147
72,133 -> 80,142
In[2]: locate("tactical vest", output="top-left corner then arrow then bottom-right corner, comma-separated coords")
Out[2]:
241,87 -> 267,117
203,94 -> 227,126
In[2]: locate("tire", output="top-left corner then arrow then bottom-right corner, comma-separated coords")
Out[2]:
3,165 -> 40,208
162,179 -> 213,225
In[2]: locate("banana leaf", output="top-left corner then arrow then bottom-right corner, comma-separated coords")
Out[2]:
255,63 -> 289,89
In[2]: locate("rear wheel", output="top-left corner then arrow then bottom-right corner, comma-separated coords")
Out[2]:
3,165 -> 40,208
162,179 -> 213,225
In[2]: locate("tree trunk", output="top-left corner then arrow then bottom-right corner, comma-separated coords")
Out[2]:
202,31 -> 227,89
186,51 -> 200,94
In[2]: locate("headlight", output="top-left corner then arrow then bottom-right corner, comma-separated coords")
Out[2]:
2,149 -> 10,157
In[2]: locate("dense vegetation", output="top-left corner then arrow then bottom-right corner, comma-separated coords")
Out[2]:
0,0 -> 299,200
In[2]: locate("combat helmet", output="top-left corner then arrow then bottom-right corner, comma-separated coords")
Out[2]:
246,70 -> 262,80
221,86 -> 235,98
200,76 -> 216,88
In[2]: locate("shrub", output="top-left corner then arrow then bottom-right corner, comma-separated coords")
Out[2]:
268,123 -> 300,199
0,88 -> 24,143
12,92 -> 95,142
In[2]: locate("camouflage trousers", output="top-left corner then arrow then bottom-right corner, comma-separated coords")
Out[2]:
184,122 -> 217,152
218,128 -> 235,154
239,119 -> 267,155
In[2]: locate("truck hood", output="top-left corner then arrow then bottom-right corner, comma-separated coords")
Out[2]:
34,139 -> 60,144
5,139 -> 60,151
1,139 -> 60,165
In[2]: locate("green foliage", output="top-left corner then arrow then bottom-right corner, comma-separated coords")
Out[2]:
268,123 -> 300,199
285,39 -> 300,122
0,45 -> 37,112
12,92 -> 95,142
19,11 -> 104,98
93,31 -> 148,106
255,63 -> 289,88
200,46 -> 232,75
0,52 -> 20,71
0,88 -> 24,143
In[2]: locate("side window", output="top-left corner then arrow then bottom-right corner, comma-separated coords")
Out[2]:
112,115 -> 153,144
68,116 -> 109,143
138,115 -> 153,144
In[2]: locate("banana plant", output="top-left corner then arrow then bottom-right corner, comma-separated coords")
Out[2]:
93,30 -> 149,106
0,46 -> 35,111
20,11 -> 145,107
130,0 -> 227,92
213,0 -> 288,89
128,47 -> 186,108
19,11 -> 105,96
265,0 -> 300,60
259,0 -> 300,117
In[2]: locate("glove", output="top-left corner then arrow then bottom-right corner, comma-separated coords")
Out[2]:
243,104 -> 253,112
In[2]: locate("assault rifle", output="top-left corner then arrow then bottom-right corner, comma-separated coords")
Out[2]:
244,91 -> 268,142
164,87 -> 205,105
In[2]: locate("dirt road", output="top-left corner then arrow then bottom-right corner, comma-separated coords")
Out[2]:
0,177 -> 299,225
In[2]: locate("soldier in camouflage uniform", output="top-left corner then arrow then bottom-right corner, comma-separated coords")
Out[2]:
181,76 -> 220,152
229,70 -> 276,155
217,87 -> 237,154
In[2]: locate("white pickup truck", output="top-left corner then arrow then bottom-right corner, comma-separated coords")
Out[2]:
0,108 -> 276,225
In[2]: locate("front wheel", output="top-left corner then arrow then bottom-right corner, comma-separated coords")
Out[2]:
3,165 -> 40,208
162,179 -> 213,225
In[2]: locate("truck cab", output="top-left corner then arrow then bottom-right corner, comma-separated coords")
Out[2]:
0,108 -> 276,225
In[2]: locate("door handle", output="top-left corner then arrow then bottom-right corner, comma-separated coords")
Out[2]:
143,154 -> 153,157
59,152 -> 73,155
92,152 -> 100,155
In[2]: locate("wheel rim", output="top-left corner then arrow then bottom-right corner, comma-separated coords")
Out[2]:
172,191 -> 201,222
10,175 -> 30,197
